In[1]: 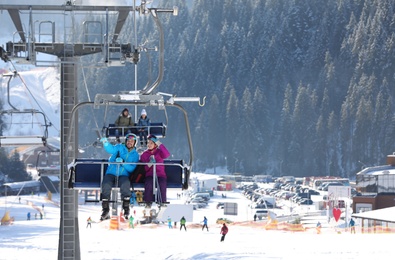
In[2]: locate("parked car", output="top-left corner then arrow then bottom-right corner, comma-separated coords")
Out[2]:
322,182 -> 344,191
298,199 -> 313,205
253,209 -> 269,220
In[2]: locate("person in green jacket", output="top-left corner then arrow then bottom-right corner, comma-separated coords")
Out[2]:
115,108 -> 134,138
129,215 -> 135,229
180,216 -> 187,231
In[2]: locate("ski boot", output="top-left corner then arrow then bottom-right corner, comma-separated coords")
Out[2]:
100,200 -> 110,221
123,197 -> 130,219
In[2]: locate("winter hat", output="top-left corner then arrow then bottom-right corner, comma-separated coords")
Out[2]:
122,108 -> 129,113
147,134 -> 158,143
141,109 -> 147,116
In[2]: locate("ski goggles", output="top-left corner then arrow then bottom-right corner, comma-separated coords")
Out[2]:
125,134 -> 137,141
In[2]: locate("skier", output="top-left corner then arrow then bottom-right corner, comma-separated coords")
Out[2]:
349,218 -> 356,234
99,134 -> 139,221
137,109 -> 150,146
220,223 -> 228,242
167,216 -> 173,229
180,216 -> 187,231
202,216 -> 209,231
86,217 -> 92,228
114,107 -> 134,139
140,135 -> 170,207
129,215 -> 135,229
316,221 -> 322,234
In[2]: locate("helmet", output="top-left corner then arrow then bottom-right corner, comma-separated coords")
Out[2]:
125,133 -> 137,142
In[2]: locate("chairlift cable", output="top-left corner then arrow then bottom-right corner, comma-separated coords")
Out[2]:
80,58 -> 100,131
133,0 -> 139,122
7,59 -> 59,133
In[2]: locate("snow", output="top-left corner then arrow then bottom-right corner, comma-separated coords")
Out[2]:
1,188 -> 394,260
0,65 -> 60,138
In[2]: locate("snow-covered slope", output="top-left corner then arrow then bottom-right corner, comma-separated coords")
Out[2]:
0,64 -> 60,138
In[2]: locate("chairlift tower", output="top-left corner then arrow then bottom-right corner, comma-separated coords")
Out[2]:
0,1 -> 178,259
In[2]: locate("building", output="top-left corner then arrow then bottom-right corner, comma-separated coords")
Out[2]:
351,155 -> 395,232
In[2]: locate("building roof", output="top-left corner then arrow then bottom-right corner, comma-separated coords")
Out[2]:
2,180 -> 41,189
356,165 -> 395,176
352,206 -> 395,223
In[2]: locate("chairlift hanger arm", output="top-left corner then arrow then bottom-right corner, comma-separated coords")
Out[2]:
140,5 -> 178,95
140,8 -> 165,95
3,71 -> 18,110
164,102 -> 194,168
112,10 -> 130,43
0,46 -> 10,62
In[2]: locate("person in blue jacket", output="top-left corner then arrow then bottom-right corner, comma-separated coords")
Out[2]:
137,109 -> 150,146
100,133 -> 139,220
202,216 -> 209,231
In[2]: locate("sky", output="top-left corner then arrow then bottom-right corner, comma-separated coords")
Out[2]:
1,187 -> 394,260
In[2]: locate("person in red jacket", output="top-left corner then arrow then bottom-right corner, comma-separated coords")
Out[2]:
220,223 -> 228,242
140,135 -> 170,207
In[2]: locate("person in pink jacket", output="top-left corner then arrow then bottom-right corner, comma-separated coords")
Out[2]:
140,134 -> 170,206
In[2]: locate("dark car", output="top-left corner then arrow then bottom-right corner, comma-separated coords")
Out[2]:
216,202 -> 225,209
298,199 -> 313,205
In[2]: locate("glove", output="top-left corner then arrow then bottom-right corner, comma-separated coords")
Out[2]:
100,137 -> 108,143
147,155 -> 155,168
155,140 -> 161,147
116,157 -> 123,163
150,155 -> 156,163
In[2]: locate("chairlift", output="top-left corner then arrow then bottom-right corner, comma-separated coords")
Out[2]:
67,92 -> 203,198
0,71 -> 52,147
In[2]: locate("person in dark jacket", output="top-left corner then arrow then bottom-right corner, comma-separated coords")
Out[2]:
140,135 -> 170,207
100,133 -> 139,220
220,223 -> 228,242
137,109 -> 150,146
115,108 -> 134,137
202,216 -> 209,231
349,218 -> 356,234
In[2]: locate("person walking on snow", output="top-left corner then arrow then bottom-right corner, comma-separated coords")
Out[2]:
220,223 -> 228,242
129,215 -> 135,229
180,216 -> 187,231
167,217 -> 173,229
316,221 -> 322,234
86,217 -> 92,228
202,216 -> 209,231
349,218 -> 356,234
